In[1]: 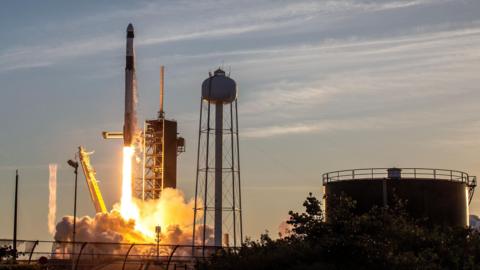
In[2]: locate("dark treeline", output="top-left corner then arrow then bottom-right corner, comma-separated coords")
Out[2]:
199,194 -> 480,270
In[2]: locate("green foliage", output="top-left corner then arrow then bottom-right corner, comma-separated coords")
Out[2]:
0,246 -> 16,263
200,193 -> 480,270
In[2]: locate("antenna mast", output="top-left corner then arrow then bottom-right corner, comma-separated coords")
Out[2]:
159,66 -> 165,118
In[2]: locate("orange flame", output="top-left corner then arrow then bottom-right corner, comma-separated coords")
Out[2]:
119,146 -> 196,243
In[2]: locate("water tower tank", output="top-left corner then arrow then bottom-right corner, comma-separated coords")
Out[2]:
322,168 -> 477,227
202,69 -> 237,104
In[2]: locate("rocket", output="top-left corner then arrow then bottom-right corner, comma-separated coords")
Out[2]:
101,23 -> 138,145
123,23 -> 137,146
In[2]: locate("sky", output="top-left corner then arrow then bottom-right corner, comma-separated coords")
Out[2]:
1,0 -> 480,242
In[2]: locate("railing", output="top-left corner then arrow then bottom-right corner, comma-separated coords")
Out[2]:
0,239 -> 238,269
322,168 -> 477,204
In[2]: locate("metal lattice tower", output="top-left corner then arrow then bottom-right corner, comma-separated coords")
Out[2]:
137,119 -> 165,200
134,66 -> 185,200
192,69 -> 243,253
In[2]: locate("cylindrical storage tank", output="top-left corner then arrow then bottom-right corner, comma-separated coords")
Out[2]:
323,168 -> 476,227
202,68 -> 237,104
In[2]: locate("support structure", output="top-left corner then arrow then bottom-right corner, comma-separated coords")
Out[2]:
135,66 -> 185,200
193,69 -> 243,253
78,146 -> 107,213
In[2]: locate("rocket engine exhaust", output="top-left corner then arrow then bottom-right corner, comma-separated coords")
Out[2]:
121,146 -> 137,221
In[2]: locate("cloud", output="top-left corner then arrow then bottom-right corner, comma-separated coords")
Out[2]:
0,35 -> 121,72
243,123 -> 328,138
0,0 -> 441,73
240,82 -> 339,116
242,101 -> 479,138
242,117 -> 385,138
138,18 -> 308,47
228,23 -> 480,133
431,121 -> 480,147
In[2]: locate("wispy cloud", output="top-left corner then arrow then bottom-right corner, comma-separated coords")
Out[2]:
0,0 -> 440,73
139,17 -> 310,47
240,82 -> 339,116
243,122 -> 330,138
0,35 -> 120,72
431,121 -> 480,147
229,23 -> 480,127
242,117 -> 389,138
242,99 -> 480,138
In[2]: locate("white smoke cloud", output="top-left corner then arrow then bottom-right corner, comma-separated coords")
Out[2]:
48,164 -> 57,235
53,188 -> 213,255
54,211 -> 146,243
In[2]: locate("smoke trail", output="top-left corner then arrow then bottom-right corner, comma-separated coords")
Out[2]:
48,163 -> 58,235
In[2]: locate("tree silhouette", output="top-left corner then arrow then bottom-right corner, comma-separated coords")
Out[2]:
200,193 -> 480,270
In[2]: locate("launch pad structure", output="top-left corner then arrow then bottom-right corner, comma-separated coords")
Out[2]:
138,116 -> 185,200
115,69 -> 184,202
136,66 -> 185,200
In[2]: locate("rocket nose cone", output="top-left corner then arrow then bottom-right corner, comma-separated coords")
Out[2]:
127,23 -> 134,38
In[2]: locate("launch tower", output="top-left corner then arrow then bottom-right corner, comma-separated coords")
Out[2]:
135,67 -> 185,200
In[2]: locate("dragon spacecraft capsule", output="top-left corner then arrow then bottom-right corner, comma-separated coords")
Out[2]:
123,23 -> 137,147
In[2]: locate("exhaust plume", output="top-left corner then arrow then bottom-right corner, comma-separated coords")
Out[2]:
48,163 -> 58,235
54,188 -> 211,248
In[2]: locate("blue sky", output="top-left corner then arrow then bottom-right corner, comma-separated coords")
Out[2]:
1,0 -> 480,241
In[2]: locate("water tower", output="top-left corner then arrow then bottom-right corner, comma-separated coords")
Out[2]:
193,68 -> 243,252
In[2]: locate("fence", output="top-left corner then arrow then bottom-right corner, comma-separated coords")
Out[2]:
0,239 -> 236,269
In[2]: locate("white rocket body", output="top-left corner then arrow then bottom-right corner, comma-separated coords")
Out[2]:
124,23 -> 137,147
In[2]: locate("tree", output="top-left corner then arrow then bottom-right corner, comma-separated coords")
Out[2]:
200,193 -> 480,270
0,246 -> 15,263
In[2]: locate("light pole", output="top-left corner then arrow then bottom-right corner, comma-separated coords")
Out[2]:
67,159 -> 79,266
13,170 -> 18,263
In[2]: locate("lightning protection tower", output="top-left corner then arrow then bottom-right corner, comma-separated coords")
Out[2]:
135,66 -> 185,200
193,68 -> 243,253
